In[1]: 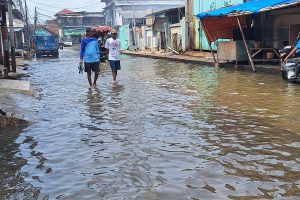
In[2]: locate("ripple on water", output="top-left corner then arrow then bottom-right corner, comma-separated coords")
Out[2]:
1,49 -> 300,199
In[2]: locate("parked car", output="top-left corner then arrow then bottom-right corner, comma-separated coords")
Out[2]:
63,41 -> 73,47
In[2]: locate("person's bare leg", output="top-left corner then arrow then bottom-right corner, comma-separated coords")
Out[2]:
93,71 -> 99,86
87,72 -> 92,87
112,70 -> 117,81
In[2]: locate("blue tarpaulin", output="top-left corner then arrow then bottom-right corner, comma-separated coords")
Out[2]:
196,0 -> 300,19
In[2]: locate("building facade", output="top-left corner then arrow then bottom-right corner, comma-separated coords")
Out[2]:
55,9 -> 105,44
193,0 -> 246,51
101,0 -> 184,27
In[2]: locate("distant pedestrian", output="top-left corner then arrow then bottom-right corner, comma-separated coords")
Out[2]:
105,29 -> 121,82
284,32 -> 300,63
80,28 -> 100,87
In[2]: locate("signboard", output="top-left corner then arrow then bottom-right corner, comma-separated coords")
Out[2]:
146,17 -> 154,26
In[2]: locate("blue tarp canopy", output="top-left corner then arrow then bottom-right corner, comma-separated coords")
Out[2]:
196,0 -> 300,19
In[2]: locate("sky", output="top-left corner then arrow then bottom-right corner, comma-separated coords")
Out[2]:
25,0 -> 105,22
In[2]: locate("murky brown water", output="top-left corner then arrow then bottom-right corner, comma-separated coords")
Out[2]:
1,48 -> 300,199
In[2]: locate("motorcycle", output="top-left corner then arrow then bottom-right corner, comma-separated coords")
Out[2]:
280,46 -> 300,83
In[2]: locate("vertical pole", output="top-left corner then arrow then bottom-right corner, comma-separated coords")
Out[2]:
0,25 -> 3,64
8,0 -> 16,72
132,0 -> 135,46
33,7 -> 37,50
185,0 -> 193,51
209,42 -> 217,64
199,20 -> 217,66
1,3 -> 10,76
24,0 -> 29,48
236,16 -> 256,72
34,7 -> 37,36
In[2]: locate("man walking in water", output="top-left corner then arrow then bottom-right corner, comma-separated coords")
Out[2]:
80,28 -> 100,87
105,29 -> 121,81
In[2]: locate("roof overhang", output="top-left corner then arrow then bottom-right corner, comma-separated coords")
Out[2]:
196,0 -> 300,43
196,0 -> 300,19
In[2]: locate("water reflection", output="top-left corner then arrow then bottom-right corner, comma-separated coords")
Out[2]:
1,50 -> 300,199
85,87 -> 104,125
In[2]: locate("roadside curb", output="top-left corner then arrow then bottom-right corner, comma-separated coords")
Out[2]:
121,51 -> 281,74
121,51 -> 216,66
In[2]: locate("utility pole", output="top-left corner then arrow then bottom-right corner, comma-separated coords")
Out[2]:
24,0 -> 30,48
132,0 -> 135,46
34,7 -> 37,37
8,0 -> 16,72
0,1 -> 3,65
1,1 -> 10,76
185,0 -> 193,51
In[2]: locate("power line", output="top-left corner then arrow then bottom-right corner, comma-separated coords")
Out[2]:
27,0 -> 103,10
37,12 -> 55,19
36,6 -> 57,15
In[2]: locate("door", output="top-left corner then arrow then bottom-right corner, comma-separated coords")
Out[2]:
290,24 -> 300,46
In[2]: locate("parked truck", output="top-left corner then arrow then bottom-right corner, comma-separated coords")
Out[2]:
34,35 -> 59,58
33,28 -> 59,58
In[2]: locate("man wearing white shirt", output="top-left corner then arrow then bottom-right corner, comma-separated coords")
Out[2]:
105,29 -> 121,81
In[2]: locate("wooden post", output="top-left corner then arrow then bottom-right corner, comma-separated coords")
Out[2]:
1,3 -> 10,77
236,16 -> 256,72
199,20 -> 218,66
209,42 -> 218,66
8,0 -> 16,72
0,29 -> 3,64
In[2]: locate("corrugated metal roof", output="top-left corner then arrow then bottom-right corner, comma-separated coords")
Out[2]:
145,5 -> 184,17
116,10 -> 147,18
113,0 -> 184,6
196,0 -> 300,19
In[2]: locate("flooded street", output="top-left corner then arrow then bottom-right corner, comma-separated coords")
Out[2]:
1,48 -> 300,199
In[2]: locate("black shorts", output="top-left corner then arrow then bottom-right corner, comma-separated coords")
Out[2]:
109,60 -> 121,71
84,62 -> 100,73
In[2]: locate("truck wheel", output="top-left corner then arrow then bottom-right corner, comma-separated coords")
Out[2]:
53,51 -> 59,57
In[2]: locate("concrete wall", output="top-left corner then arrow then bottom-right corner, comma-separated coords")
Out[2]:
119,24 -> 130,50
181,18 -> 188,52
145,28 -> 153,49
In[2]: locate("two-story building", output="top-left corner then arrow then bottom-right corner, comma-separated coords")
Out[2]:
101,0 -> 184,28
55,9 -> 105,44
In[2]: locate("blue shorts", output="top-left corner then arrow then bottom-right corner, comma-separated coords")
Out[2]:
109,60 -> 121,71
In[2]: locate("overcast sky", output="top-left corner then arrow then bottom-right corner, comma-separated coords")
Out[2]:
25,0 -> 105,22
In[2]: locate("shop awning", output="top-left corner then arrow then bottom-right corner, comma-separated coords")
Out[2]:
63,28 -> 86,36
195,0 -> 300,71
195,0 -> 300,43
92,26 -> 111,33
196,0 -> 300,19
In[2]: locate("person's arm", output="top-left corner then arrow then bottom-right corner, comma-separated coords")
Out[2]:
79,39 -> 86,64
96,40 -> 100,59
105,39 -> 109,57
284,48 -> 297,62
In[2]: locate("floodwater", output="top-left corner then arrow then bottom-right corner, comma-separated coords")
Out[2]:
1,48 -> 300,200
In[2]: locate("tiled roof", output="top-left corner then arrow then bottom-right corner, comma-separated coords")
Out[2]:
55,9 -> 74,16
